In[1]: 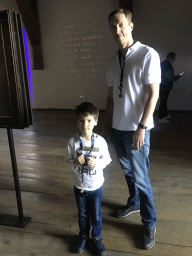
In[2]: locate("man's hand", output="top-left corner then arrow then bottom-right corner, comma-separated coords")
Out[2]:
133,82 -> 159,150
133,128 -> 145,150
86,157 -> 96,167
73,154 -> 85,165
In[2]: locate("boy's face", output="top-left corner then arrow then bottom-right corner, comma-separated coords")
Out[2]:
77,114 -> 97,135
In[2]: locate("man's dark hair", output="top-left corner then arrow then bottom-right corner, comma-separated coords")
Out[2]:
108,8 -> 132,23
166,52 -> 176,59
75,102 -> 99,120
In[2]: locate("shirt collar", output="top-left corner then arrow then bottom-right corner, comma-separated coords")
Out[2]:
116,41 -> 139,59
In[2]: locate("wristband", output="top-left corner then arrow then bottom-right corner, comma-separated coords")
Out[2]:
138,123 -> 147,129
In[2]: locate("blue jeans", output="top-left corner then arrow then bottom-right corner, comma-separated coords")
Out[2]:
111,128 -> 156,228
74,186 -> 103,239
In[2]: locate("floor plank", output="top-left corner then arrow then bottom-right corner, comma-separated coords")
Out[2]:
0,110 -> 192,256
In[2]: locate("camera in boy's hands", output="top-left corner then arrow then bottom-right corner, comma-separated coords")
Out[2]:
84,156 -> 88,166
86,157 -> 96,168
73,152 -> 85,165
76,150 -> 95,168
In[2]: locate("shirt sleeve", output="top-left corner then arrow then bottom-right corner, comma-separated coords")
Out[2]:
144,49 -> 161,85
94,137 -> 112,170
106,64 -> 114,87
65,138 -> 74,168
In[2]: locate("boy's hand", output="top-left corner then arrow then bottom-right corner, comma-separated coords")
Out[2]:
73,154 -> 85,165
86,157 -> 96,167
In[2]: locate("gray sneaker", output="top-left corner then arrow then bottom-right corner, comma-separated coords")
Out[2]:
143,227 -> 156,249
159,118 -> 170,123
116,205 -> 140,218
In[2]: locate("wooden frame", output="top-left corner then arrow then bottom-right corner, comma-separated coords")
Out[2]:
0,10 -> 32,129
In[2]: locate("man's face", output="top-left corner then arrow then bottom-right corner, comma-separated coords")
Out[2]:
109,13 -> 133,47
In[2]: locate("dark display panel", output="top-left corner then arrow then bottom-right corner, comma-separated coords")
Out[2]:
0,10 -> 32,129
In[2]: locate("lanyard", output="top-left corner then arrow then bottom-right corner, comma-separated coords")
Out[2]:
79,133 -> 95,158
118,49 -> 125,98
79,133 -> 95,184
118,42 -> 136,98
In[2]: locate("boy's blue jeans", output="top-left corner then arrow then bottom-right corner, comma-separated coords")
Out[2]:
111,128 -> 156,228
74,186 -> 103,239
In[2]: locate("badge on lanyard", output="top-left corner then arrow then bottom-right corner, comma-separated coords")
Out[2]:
79,133 -> 95,193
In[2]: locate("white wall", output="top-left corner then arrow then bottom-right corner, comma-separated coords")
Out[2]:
133,0 -> 192,110
0,0 -> 18,12
33,0 -> 118,109
1,0 -> 192,110
34,0 -> 192,110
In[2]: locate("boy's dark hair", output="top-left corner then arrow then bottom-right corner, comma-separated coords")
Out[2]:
75,102 -> 99,120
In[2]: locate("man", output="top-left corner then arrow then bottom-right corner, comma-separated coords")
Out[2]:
158,52 -> 183,123
104,9 -> 161,249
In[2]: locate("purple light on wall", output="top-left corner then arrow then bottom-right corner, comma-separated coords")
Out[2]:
22,26 -> 33,103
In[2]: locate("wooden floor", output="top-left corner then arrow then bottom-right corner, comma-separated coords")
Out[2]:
0,110 -> 192,256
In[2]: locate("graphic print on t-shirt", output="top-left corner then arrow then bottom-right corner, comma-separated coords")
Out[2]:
76,145 -> 100,175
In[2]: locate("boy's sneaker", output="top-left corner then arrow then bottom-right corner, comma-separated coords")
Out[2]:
76,236 -> 87,253
116,205 -> 140,218
94,238 -> 106,256
143,227 -> 156,249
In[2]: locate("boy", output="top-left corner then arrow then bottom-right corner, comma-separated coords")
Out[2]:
66,102 -> 111,256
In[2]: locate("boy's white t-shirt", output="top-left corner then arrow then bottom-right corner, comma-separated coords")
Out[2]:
66,133 -> 111,191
